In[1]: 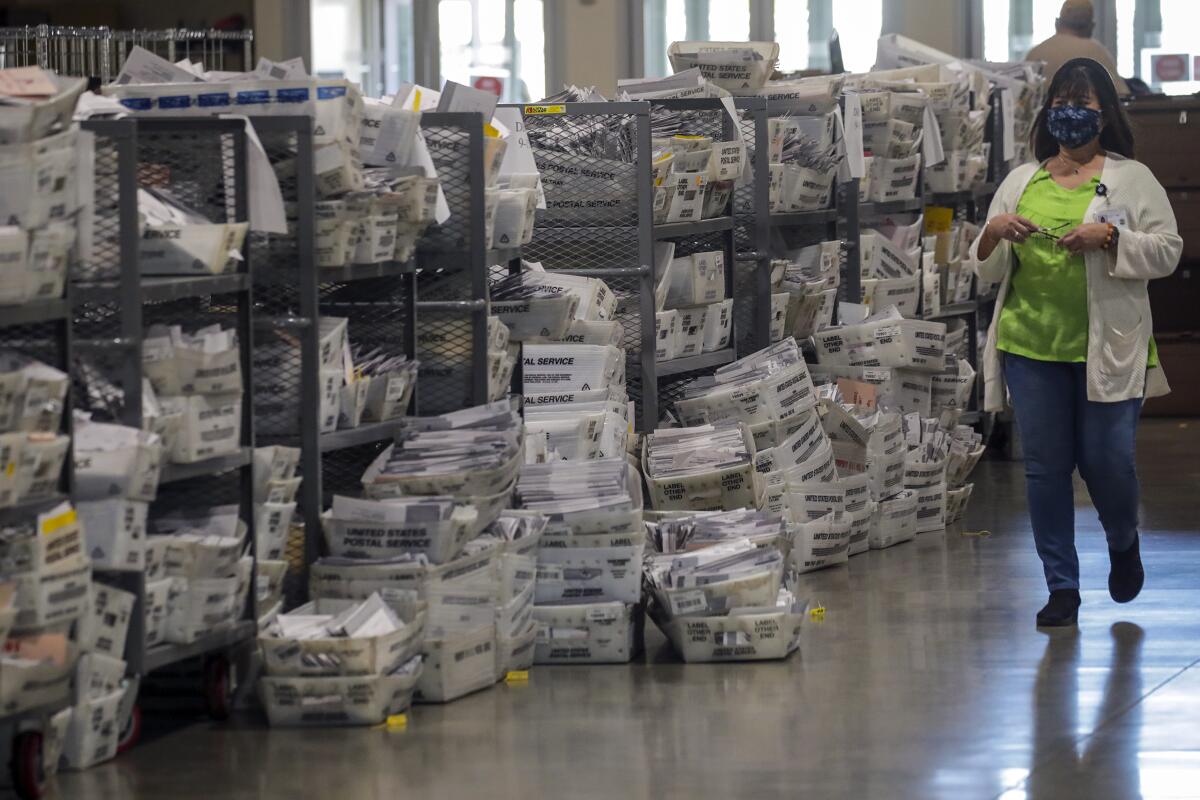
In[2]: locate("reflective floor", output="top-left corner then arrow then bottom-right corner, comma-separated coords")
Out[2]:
54,419 -> 1200,800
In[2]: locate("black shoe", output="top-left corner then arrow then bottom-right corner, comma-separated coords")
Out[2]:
1037,589 -> 1081,627
1109,534 -> 1145,604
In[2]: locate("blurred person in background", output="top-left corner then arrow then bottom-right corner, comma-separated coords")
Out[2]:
1026,0 -> 1130,96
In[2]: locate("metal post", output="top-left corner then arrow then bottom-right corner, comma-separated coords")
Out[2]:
467,117 -> 490,406
636,106 -> 658,431
293,118 -> 322,571
752,102 -> 772,352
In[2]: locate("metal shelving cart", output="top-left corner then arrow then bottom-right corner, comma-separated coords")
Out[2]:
0,255 -> 75,800
0,25 -> 254,83
415,111 -> 520,418
518,101 -> 658,429
71,117 -> 257,740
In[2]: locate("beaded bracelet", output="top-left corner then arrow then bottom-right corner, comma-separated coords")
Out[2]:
1101,223 -> 1116,250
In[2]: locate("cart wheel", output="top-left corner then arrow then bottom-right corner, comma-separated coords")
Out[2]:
11,731 -> 44,800
117,704 -> 142,754
203,655 -> 232,721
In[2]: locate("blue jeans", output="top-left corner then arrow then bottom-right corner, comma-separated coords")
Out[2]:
1003,354 -> 1142,592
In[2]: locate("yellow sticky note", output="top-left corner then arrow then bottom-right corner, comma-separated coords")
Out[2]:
925,205 -> 954,234
809,606 -> 826,622
484,123 -> 501,138
41,509 -> 77,536
524,104 -> 565,115
385,713 -> 408,730
505,670 -> 529,684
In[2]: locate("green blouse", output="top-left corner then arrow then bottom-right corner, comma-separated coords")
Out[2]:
997,168 -> 1158,366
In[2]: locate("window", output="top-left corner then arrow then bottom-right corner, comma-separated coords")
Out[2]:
437,0 -> 546,103
982,0 -> 1062,64
642,0 -> 881,78
983,0 -> 1200,95
1132,0 -> 1200,95
643,0 -> 752,78
310,0 -> 546,101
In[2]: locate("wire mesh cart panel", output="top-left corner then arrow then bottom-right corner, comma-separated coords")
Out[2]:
71,118 -> 257,728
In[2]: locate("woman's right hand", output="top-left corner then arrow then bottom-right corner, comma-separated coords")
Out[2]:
985,214 -> 1040,245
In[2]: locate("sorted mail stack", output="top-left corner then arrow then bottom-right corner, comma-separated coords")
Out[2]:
849,84 -> 926,203
252,446 -> 300,624
258,592 -> 424,726
670,337 -> 818,452
857,64 -> 986,196
467,511 -> 545,677
644,422 -> 760,513
944,420 -> 986,525
644,530 -> 807,663
811,306 -> 950,549
649,131 -> 746,224
142,324 -> 244,464
773,240 -> 840,343
859,219 -> 923,318
0,66 -> 87,300
337,343 -> 419,431
0,503 -> 90,727
520,339 -> 629,459
654,243 -> 733,360
136,188 -> 250,277
922,219 -> 983,313
103,48 -> 366,203
766,106 -> 841,213
146,506 -> 252,646
517,458 -> 645,665
0,353 -> 72,509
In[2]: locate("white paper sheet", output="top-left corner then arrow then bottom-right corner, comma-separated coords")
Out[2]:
220,115 -> 287,234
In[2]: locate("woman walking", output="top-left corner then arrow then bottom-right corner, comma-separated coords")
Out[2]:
970,57 -> 1182,627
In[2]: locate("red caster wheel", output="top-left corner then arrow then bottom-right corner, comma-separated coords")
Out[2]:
11,731 -> 44,800
117,704 -> 142,754
203,655 -> 232,721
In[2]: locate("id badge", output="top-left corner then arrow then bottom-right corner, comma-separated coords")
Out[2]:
1095,206 -> 1131,229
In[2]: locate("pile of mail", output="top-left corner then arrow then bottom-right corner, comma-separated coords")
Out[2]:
0,66 -> 87,301
644,423 -> 759,512
671,337 -> 818,451
858,217 -> 924,318
814,305 -> 947,375
338,344 -> 419,430
767,110 -> 841,212
654,243 -> 733,361
308,511 -> 543,702
644,532 -> 806,663
770,240 -> 840,343
75,418 -> 163,572
922,215 -> 983,315
517,458 -> 645,664
943,418 -> 986,524
258,592 -> 424,726
136,188 -> 249,276
253,445 -> 299,623
846,81 -> 928,203
650,130 -> 746,224
0,502 -> 91,727
142,324 -> 244,464
490,267 -> 619,344
0,352 -> 72,509
665,42 -> 779,94
146,505 -> 252,646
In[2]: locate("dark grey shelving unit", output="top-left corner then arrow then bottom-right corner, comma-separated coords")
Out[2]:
72,118 -> 258,691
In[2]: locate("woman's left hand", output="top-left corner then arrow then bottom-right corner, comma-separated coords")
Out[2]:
1058,223 -> 1111,255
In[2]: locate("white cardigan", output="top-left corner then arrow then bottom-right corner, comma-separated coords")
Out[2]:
967,153 -> 1182,411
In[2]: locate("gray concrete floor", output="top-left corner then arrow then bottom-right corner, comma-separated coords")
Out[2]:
53,419 -> 1200,800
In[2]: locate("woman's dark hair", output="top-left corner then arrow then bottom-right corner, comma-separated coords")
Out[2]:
1030,57 -> 1135,161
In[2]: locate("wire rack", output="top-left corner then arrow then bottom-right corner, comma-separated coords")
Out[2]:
518,102 -> 657,429
0,25 -> 254,83
71,117 -> 257,678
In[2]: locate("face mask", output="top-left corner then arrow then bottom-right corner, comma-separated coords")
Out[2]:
1046,105 -> 1102,148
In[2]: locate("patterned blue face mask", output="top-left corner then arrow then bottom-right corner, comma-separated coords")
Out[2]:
1046,105 -> 1102,148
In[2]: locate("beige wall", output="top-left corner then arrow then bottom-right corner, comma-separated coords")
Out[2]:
557,0 -> 629,95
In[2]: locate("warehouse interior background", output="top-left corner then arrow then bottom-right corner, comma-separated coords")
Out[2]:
3,0 -> 1200,798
